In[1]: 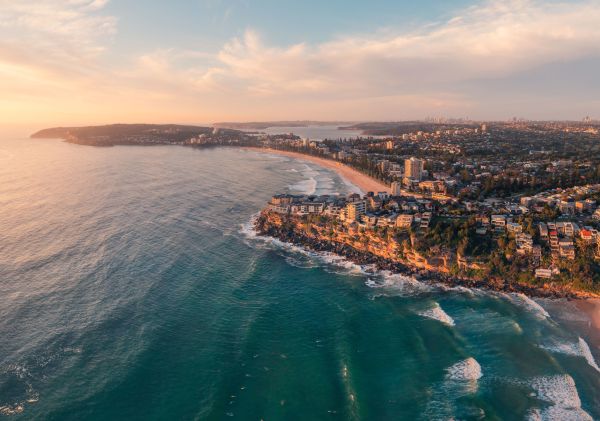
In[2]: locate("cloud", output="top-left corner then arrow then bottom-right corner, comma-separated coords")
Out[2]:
2,0 -> 600,125
0,0 -> 116,79
0,0 -> 120,125
189,0 -> 600,99
125,0 -> 600,120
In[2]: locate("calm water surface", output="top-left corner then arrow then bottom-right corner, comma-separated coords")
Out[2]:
254,125 -> 364,140
0,138 -> 598,420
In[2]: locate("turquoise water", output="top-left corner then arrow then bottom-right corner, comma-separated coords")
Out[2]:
0,138 -> 599,420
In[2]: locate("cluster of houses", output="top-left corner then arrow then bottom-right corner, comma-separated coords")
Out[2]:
520,184 -> 600,216
267,192 -> 433,231
267,182 -> 600,280
254,121 -> 600,205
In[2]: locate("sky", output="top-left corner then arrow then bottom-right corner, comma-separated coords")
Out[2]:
1,0 -> 600,131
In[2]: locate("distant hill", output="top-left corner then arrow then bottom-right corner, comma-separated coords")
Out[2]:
30,124 -> 247,146
341,122 -> 479,136
31,124 -> 214,140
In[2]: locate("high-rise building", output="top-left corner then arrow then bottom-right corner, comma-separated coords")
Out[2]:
391,181 -> 402,196
481,124 -> 487,133
404,157 -> 424,180
378,160 -> 390,173
345,201 -> 366,221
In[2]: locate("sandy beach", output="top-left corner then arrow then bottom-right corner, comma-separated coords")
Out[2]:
576,299 -> 600,349
243,147 -> 389,194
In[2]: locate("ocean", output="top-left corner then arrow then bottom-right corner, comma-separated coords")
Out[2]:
258,125 -> 363,141
0,137 -> 598,420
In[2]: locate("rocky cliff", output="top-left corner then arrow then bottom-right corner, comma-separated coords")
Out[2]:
254,210 -> 592,299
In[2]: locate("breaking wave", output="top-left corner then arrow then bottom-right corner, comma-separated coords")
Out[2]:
284,255 -> 318,269
418,303 -> 455,326
240,215 -> 433,300
541,337 -> 600,372
365,271 -> 430,297
240,216 -> 374,278
289,178 -> 317,195
446,357 -> 482,381
527,375 -> 592,421
506,293 -> 551,319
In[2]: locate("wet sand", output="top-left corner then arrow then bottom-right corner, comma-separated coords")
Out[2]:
576,299 -> 600,329
243,147 -> 389,194
576,299 -> 600,349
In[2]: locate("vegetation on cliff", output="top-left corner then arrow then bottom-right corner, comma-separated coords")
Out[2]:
255,210 -> 599,297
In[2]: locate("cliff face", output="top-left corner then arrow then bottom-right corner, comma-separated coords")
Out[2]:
255,211 -> 594,299
255,211 -> 451,274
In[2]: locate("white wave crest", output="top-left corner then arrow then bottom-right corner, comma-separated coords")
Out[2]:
285,255 -> 318,269
240,217 -> 310,258
366,271 -> 430,297
289,178 -> 317,195
509,293 -> 551,319
0,404 -> 25,416
239,219 -> 373,277
239,213 -> 260,240
542,337 -> 600,372
422,358 -> 484,417
446,357 -> 482,381
319,252 -> 366,276
577,337 -> 600,372
418,303 -> 455,326
528,375 -> 592,421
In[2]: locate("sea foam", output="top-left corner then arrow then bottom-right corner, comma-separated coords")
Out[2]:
423,357 -> 484,419
240,217 -> 370,276
289,178 -> 317,195
507,293 -> 551,319
446,357 -> 482,381
542,337 -> 600,372
418,303 -> 455,326
243,215 -> 430,296
365,271 -> 430,297
527,375 -> 592,421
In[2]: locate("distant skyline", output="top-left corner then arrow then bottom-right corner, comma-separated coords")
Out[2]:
1,0 -> 600,129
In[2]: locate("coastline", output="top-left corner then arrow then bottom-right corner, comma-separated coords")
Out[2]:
253,212 -> 600,344
254,214 -> 585,299
243,145 -> 600,338
242,147 -> 389,194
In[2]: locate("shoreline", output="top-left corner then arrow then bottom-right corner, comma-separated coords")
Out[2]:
242,146 -> 600,338
253,217 -> 600,342
577,299 -> 600,329
576,299 -> 600,349
261,226 -> 600,349
242,147 -> 389,194
253,211 -> 600,300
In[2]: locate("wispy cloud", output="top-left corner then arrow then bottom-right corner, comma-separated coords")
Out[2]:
126,0 -> 600,120
2,0 -> 600,125
0,0 -> 117,99
0,0 -> 116,59
191,0 -> 600,98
